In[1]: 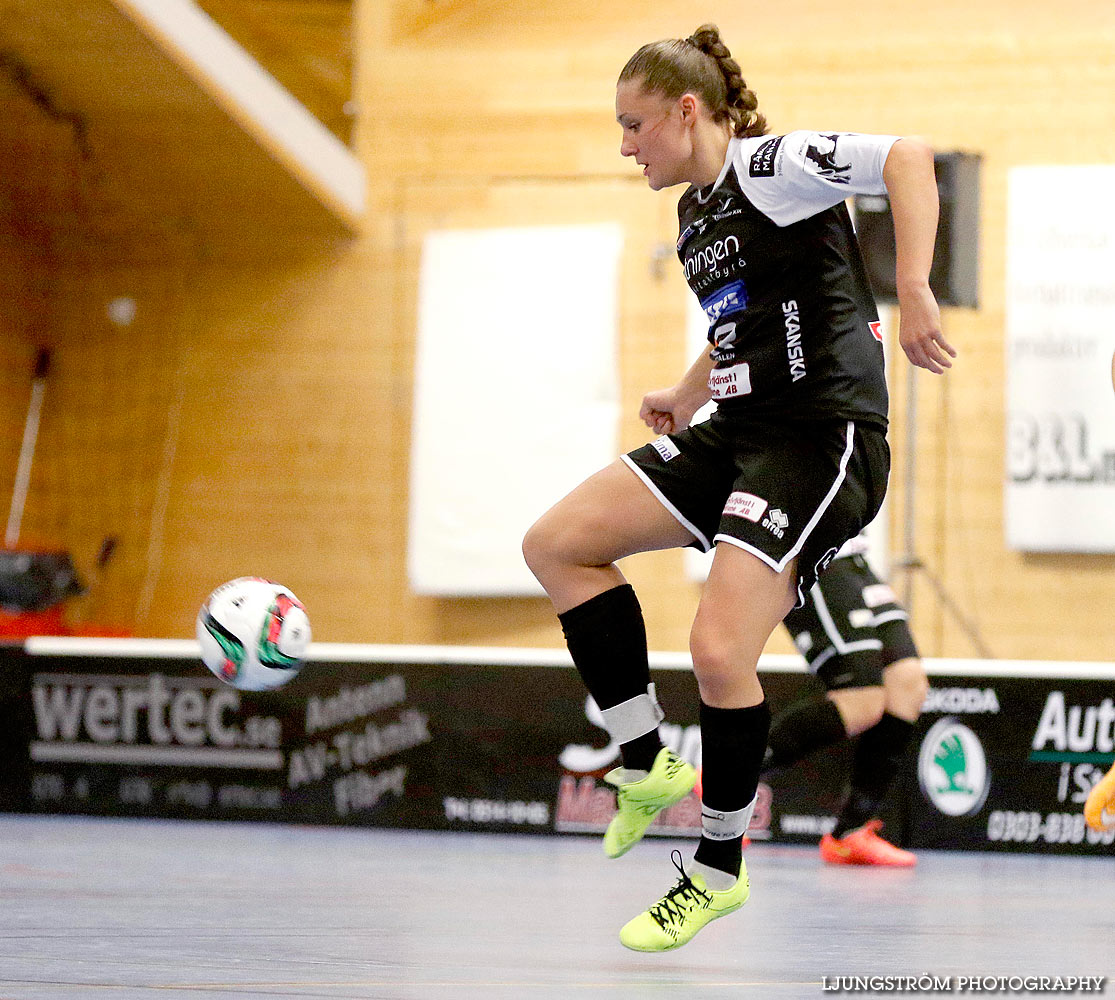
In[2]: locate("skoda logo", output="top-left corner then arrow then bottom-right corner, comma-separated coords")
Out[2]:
918,717 -> 990,817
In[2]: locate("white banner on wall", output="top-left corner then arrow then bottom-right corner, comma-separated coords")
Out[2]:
408,224 -> 623,595
1005,167 -> 1115,552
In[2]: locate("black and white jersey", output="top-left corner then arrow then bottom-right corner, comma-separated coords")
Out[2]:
677,130 -> 900,428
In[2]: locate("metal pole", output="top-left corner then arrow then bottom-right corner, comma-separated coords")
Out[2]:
5,348 -> 51,548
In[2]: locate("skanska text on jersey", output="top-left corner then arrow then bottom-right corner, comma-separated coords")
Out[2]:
783,299 -> 807,382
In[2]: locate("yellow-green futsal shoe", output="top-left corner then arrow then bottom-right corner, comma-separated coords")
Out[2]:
603,747 -> 696,859
619,850 -> 750,952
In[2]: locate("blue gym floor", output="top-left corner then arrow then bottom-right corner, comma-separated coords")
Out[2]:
0,815 -> 1110,999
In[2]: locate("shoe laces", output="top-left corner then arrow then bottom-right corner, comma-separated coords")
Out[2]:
661,751 -> 686,778
649,850 -> 710,932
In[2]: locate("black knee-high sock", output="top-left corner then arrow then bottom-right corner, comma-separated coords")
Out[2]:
557,584 -> 663,771
833,712 -> 915,837
763,697 -> 848,775
693,700 -> 771,877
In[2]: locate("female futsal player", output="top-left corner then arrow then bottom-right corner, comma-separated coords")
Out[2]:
769,535 -> 927,866
522,24 -> 953,952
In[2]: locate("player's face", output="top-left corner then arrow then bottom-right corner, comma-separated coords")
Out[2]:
616,80 -> 692,190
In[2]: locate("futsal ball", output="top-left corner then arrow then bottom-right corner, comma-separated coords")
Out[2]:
196,577 -> 311,691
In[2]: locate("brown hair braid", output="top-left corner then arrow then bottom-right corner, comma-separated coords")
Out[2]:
618,23 -> 768,139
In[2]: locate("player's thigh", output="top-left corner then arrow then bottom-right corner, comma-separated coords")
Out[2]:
690,543 -> 798,689
524,458 -> 694,568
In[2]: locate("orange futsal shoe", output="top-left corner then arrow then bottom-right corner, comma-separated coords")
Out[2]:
819,819 -> 917,867
1083,762 -> 1115,833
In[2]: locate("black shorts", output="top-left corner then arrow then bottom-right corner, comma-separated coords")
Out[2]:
782,553 -> 920,690
622,411 -> 889,602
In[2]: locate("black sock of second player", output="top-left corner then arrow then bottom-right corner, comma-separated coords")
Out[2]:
833,712 -> 915,837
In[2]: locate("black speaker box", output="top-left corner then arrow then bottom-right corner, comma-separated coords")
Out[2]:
853,151 -> 981,309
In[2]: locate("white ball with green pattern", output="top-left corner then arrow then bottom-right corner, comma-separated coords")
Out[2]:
196,577 -> 311,691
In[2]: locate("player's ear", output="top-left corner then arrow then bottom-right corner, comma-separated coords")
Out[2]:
678,93 -> 699,124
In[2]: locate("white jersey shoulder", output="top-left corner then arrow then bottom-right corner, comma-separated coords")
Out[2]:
730,130 -> 901,227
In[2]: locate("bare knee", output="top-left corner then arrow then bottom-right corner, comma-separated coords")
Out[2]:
521,513 -> 561,583
522,507 -> 628,613
883,657 -> 929,722
828,686 -> 886,736
689,628 -> 763,707
523,506 -> 589,576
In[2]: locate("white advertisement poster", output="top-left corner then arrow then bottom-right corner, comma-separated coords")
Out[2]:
408,224 -> 622,595
1005,167 -> 1115,552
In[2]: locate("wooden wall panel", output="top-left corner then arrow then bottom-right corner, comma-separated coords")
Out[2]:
0,229 -> 39,544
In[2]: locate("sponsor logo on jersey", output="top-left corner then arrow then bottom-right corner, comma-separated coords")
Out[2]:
651,435 -> 680,463
708,361 -> 751,399
762,507 -> 789,538
869,320 -> 884,342
749,135 -> 784,177
803,133 -> 852,185
918,718 -> 990,817
676,217 -> 709,252
700,280 -> 748,324
723,491 -> 767,523
783,300 -> 807,381
683,234 -> 741,280
711,321 -> 738,352
708,193 -> 745,224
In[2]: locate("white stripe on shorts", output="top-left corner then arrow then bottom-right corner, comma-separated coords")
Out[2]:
714,420 -> 858,575
812,577 -> 882,656
778,419 -> 858,572
620,453 -> 711,551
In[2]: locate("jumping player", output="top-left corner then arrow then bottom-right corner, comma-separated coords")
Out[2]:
767,534 -> 927,866
1084,759 -> 1115,832
522,24 -> 953,952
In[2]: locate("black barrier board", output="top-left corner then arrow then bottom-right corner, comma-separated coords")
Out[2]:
7,643 -> 1112,854
910,674 -> 1115,852
6,644 -> 862,843
0,643 -> 32,813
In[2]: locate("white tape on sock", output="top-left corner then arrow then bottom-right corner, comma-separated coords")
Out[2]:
599,683 -> 665,745
700,794 -> 757,842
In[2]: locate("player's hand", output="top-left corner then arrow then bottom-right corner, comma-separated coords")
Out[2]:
898,282 -> 955,374
640,387 -> 697,435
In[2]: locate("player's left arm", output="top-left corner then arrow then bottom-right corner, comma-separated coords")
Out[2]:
883,138 -> 956,374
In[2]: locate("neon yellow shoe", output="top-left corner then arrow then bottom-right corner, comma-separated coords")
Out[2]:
619,850 -> 749,952
603,747 -> 696,859
1084,761 -> 1115,832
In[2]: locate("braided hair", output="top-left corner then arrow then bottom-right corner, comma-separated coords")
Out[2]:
618,24 -> 768,139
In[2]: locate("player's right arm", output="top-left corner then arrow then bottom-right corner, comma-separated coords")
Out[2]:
883,137 -> 955,374
640,348 -> 715,435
